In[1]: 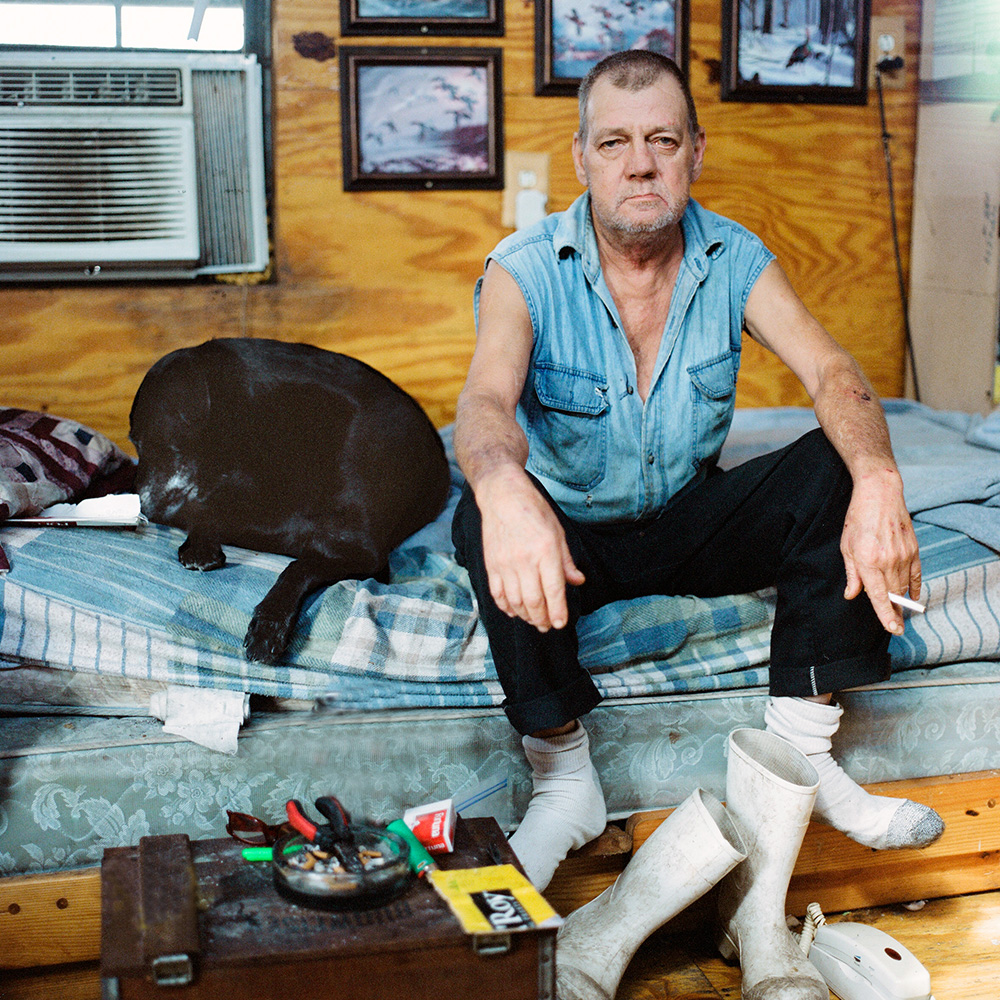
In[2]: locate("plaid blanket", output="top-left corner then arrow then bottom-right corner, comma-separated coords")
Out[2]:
1,405 -> 998,712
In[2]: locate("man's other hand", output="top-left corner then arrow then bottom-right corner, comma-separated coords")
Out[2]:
840,469 -> 921,635
477,469 -> 585,632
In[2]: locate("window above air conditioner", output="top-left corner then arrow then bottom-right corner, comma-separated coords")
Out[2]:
0,50 -> 269,282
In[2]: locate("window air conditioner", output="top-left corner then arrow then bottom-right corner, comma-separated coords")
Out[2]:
0,51 -> 269,281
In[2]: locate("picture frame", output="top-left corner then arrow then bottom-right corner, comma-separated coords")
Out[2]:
339,46 -> 504,191
720,0 -> 871,104
339,0 -> 503,37
535,0 -> 689,97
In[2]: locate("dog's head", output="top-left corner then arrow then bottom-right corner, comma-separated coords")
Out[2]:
129,346 -> 214,522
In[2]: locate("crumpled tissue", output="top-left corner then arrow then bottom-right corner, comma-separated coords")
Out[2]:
150,685 -> 250,755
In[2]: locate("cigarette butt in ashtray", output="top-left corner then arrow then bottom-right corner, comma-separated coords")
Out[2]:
402,798 -> 457,855
888,592 -> 926,614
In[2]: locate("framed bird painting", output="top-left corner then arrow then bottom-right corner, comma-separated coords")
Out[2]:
534,0 -> 690,96
720,0 -> 871,104
339,46 -> 504,191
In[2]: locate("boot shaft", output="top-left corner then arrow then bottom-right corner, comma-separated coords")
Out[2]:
716,728 -> 829,1000
719,729 -> 820,923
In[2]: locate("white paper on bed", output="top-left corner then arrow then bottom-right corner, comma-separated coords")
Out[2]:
6,493 -> 146,527
149,684 -> 250,755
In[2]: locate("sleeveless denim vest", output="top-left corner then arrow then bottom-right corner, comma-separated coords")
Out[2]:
475,193 -> 774,523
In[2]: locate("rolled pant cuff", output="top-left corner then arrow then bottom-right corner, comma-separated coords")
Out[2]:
504,673 -> 604,736
769,653 -> 891,698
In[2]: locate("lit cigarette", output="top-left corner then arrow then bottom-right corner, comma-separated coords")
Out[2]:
888,592 -> 925,614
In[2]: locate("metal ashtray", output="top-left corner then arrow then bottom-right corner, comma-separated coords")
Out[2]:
271,825 -> 411,909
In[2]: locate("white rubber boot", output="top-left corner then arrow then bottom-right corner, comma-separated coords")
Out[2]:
716,728 -> 828,1000
557,788 -> 747,1000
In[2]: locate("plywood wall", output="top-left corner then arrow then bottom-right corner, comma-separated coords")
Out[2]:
0,0 -> 921,453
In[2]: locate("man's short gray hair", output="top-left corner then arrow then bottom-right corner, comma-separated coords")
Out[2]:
577,50 -> 699,144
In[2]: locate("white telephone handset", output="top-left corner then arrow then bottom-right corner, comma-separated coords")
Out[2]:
807,920 -> 933,1000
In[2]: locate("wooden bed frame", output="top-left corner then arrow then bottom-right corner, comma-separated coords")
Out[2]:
3,770 -> 997,997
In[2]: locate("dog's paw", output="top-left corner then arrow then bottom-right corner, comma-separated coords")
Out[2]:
244,614 -> 293,665
178,535 -> 226,571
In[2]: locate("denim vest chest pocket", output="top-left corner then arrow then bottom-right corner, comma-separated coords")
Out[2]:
526,362 -> 609,490
687,350 -> 739,469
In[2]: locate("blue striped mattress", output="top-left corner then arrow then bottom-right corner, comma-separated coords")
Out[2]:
0,402 -> 998,712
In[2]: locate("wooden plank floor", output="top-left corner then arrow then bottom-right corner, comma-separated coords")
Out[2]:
3,889 -> 998,998
615,888 -> 1000,1000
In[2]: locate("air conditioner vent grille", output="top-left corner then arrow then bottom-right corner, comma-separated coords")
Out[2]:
0,67 -> 184,107
191,70 -> 255,268
0,53 -> 266,278
0,126 -> 193,243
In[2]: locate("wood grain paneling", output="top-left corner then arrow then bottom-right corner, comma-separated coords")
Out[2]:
0,0 -> 920,452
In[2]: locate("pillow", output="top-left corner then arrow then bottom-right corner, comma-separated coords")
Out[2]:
0,408 -> 133,522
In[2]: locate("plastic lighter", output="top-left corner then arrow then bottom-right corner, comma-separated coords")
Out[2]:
240,843 -> 304,862
386,819 -> 439,877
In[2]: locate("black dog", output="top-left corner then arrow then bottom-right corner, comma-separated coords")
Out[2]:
129,338 -> 451,664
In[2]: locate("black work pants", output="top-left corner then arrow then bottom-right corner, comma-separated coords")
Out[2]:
452,429 -> 891,735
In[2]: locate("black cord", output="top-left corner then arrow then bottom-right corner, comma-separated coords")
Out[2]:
875,66 -> 921,402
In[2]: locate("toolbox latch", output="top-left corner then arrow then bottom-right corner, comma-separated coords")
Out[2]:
151,953 -> 195,987
471,932 -> 512,957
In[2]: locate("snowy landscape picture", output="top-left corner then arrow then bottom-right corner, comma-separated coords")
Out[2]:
340,48 -> 503,190
722,0 -> 869,103
537,0 -> 687,94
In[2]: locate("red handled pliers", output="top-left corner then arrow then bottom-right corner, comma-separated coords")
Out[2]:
286,796 -> 362,872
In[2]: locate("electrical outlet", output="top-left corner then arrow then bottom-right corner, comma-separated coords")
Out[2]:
502,151 -> 550,229
869,15 -> 906,90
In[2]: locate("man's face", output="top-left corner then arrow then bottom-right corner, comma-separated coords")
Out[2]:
573,74 -> 706,238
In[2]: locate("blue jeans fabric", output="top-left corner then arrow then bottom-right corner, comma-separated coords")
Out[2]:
452,429 -> 891,735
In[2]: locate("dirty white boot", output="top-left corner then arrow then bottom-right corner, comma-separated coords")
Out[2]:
765,697 -> 944,850
557,788 -> 747,1000
716,728 -> 828,1000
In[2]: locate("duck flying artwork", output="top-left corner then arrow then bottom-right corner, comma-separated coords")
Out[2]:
356,61 -> 491,176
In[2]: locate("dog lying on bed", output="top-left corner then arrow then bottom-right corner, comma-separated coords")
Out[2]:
129,337 -> 451,664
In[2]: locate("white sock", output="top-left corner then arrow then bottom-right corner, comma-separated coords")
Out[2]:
508,722 -> 606,890
764,697 -> 944,850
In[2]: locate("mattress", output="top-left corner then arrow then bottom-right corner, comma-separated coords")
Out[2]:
1,659 -> 998,875
1,515 -> 993,713
1,401 -> 998,875
2,404 -> 999,718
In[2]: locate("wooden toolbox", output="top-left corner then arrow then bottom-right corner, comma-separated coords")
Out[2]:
100,817 -> 556,1000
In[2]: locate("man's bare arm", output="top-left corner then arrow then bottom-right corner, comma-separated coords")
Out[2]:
454,265 -> 531,487
454,261 -> 585,631
744,261 -> 920,635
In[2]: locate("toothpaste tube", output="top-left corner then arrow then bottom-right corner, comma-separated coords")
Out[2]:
402,798 -> 456,855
